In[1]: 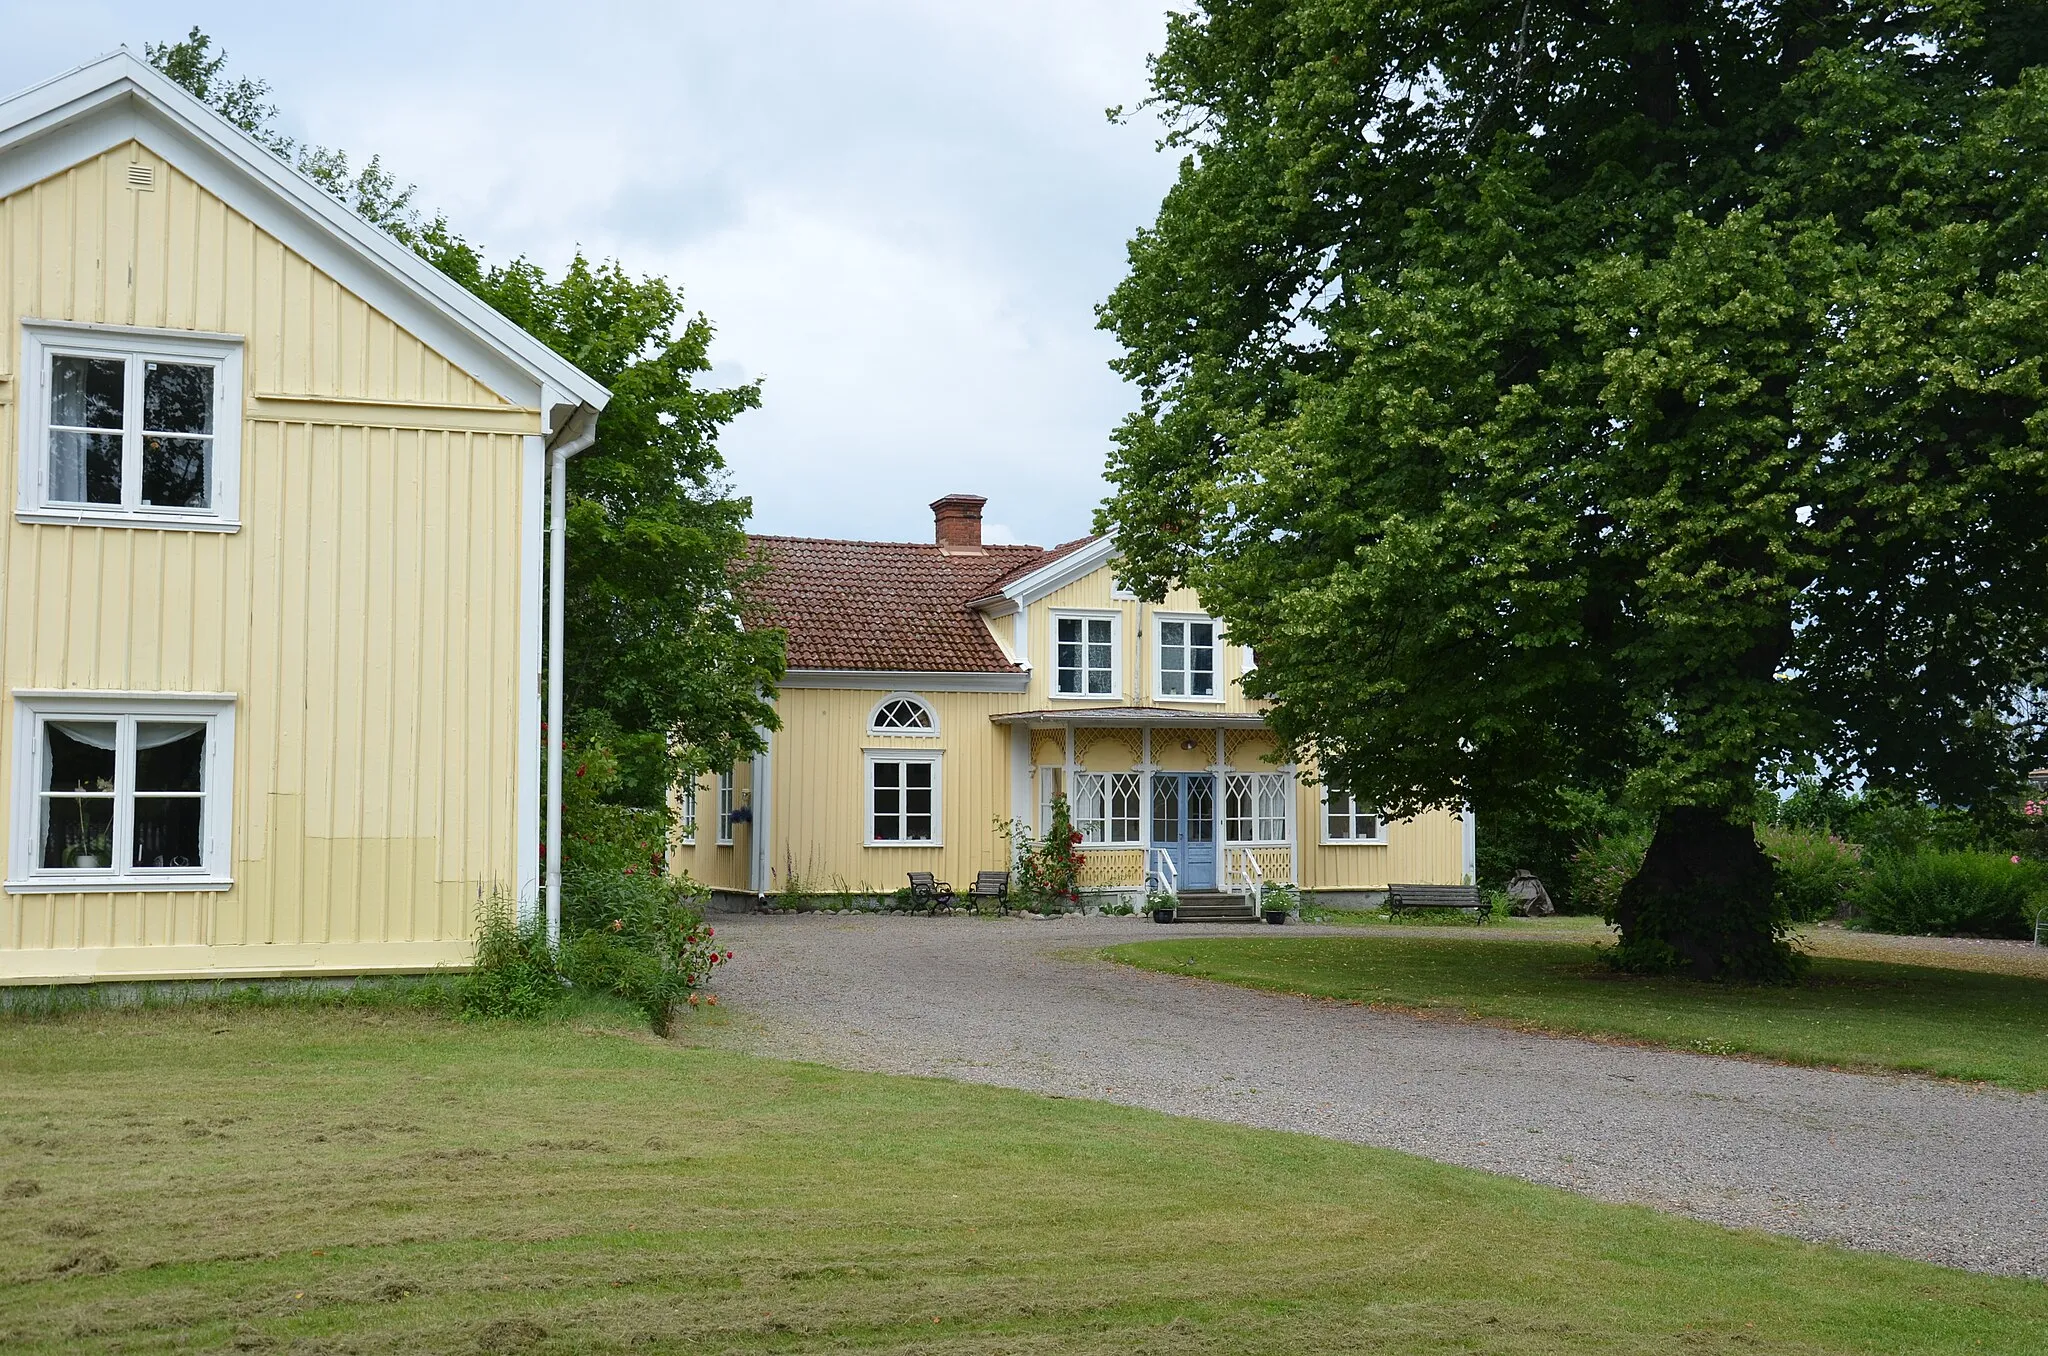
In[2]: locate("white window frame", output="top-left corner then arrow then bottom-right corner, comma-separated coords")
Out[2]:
7,690 -> 237,892
1072,771 -> 1142,844
1037,766 -> 1065,836
678,778 -> 698,846
1050,609 -> 1121,700
1321,788 -> 1388,845
18,321 -> 244,531
1224,772 -> 1291,844
716,770 -> 735,845
867,692 -> 939,736
864,749 -> 943,847
1154,612 -> 1223,703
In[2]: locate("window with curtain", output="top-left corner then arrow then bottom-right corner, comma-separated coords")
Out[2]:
11,698 -> 234,887
1157,617 -> 1218,698
1072,772 -> 1141,844
1224,773 -> 1290,843
1054,615 -> 1116,696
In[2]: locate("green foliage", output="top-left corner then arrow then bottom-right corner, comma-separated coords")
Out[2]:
1262,883 -> 1302,915
147,30 -> 784,812
1142,890 -> 1177,915
1759,825 -> 1868,923
458,894 -> 565,1021
1097,3 -> 2048,974
1569,830 -> 1652,921
1852,852 -> 2045,940
999,797 -> 1084,911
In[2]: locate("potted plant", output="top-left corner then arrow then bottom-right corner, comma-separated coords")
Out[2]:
1261,885 -> 1299,925
1144,890 -> 1177,924
71,797 -> 110,869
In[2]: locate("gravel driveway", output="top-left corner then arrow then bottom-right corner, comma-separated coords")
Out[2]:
701,912 -> 2048,1278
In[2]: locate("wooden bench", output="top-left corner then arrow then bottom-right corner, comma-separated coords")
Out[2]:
967,870 -> 1011,913
1386,883 -> 1488,922
906,871 -> 955,912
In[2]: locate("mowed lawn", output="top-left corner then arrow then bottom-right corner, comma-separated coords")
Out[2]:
1107,933 -> 2048,1089
0,1006 -> 2045,1353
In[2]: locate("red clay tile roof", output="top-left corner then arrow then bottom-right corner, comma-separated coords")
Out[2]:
746,533 -> 1099,673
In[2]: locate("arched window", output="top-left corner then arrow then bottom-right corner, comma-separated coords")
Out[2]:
869,694 -> 937,735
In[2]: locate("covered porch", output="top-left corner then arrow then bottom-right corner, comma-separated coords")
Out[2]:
993,708 -> 1298,909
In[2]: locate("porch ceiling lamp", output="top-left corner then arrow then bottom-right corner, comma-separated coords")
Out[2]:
1180,738 -> 1197,750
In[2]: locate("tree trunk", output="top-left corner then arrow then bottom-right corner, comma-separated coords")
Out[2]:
1611,806 -> 1802,983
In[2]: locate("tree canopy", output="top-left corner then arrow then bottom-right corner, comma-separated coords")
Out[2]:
148,29 -> 782,805
1098,1 -> 2048,977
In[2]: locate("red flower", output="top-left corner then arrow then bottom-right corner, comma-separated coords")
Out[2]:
576,765 -> 586,778
705,927 -> 714,937
624,866 -> 637,875
1069,832 -> 1083,845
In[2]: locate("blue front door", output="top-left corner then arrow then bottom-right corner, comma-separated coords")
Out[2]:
1152,774 -> 1216,890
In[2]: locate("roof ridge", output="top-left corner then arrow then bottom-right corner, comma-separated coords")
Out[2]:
747,533 -> 1049,551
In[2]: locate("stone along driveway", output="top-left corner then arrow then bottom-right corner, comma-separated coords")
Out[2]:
699,913 -> 2047,1278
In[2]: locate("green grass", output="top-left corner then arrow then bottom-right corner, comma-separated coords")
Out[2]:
0,1005 -> 2044,1352
1107,934 -> 2048,1088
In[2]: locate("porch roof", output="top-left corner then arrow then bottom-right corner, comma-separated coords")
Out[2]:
989,707 -> 1269,728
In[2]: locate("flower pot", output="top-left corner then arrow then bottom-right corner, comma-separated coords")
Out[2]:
1151,908 -> 1175,924
1263,908 -> 1288,925
71,853 -> 102,869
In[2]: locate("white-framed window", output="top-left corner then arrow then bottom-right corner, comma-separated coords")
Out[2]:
7,691 -> 236,892
1224,772 -> 1290,843
868,693 -> 937,735
1052,611 -> 1119,697
716,770 -> 735,845
1323,789 -> 1386,844
678,778 -> 698,846
1156,615 -> 1219,700
866,751 -> 941,845
1072,771 -> 1142,844
17,322 -> 243,530
1037,766 -> 1065,836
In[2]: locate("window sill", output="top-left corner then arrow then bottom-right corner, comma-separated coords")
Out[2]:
17,509 -> 241,533
1320,840 -> 1389,847
1048,692 -> 1124,702
863,840 -> 945,849
6,875 -> 234,894
1153,695 -> 1228,705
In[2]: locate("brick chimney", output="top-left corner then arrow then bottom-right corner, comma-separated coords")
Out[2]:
931,494 -> 987,554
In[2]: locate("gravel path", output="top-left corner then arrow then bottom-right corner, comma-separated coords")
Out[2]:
701,912 -> 2048,1278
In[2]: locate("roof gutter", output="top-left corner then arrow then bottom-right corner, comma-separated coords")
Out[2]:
543,403 -> 601,948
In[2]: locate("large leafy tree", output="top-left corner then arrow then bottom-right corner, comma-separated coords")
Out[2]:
148,30 -> 782,807
1099,2 -> 2048,979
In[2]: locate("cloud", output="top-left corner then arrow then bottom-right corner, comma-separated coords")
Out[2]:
0,0 -> 1181,546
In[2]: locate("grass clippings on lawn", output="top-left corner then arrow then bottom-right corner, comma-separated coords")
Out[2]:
1,1003 -> 2046,1353
1107,933 -> 2048,1088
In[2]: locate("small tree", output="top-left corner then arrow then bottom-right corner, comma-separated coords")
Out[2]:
1000,795 -> 1085,911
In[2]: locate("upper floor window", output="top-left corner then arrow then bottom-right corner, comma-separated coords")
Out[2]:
1054,613 -> 1118,697
1323,789 -> 1385,844
869,694 -> 937,734
1157,616 -> 1218,699
8,692 -> 236,892
19,322 -> 242,530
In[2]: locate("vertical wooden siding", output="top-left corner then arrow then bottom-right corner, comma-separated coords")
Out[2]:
0,144 -> 531,970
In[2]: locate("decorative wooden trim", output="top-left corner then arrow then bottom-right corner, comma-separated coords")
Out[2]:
248,394 -> 542,435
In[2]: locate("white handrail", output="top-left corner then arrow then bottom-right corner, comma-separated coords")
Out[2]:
1147,847 -> 1179,895
1224,846 -> 1266,915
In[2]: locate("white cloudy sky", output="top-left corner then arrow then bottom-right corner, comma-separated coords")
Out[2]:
0,2 -> 1184,546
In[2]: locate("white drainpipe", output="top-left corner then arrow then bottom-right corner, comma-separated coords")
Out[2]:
544,405 -> 600,948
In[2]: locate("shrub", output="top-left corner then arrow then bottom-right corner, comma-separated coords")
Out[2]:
1568,829 -> 1651,919
1759,825 -> 1867,923
999,796 -> 1084,911
560,863 -> 726,1035
1852,851 -> 2044,939
458,893 -> 564,1020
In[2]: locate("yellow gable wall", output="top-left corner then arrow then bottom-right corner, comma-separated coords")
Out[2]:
0,144 -> 538,981
1017,571 -> 1262,714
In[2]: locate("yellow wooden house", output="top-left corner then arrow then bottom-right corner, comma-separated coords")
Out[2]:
0,52 -> 607,985
673,495 -> 1472,911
